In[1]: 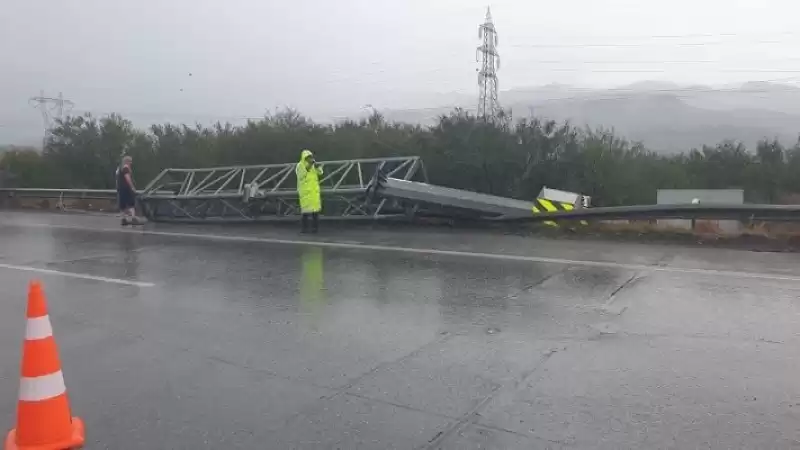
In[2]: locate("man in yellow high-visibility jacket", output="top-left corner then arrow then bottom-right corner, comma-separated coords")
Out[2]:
296,149 -> 324,233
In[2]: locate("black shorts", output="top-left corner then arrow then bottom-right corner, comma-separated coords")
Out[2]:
117,189 -> 136,210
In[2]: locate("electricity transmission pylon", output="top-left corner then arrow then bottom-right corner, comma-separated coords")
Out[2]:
476,6 -> 500,120
29,91 -> 74,147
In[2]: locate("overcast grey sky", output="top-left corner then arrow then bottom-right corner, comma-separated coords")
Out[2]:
2,0 -> 800,144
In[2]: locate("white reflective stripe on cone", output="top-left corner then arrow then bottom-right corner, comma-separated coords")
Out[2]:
19,371 -> 67,402
25,316 -> 53,341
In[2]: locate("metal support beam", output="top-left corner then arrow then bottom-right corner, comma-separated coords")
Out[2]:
138,156 -> 427,222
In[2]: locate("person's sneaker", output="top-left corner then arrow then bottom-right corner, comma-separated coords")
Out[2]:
121,216 -> 130,226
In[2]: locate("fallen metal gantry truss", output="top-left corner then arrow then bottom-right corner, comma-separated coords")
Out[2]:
138,156 -> 427,222
9,156 -> 800,223
376,177 -> 541,220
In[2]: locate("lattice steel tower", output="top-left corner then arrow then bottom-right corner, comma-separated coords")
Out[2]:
29,91 -> 73,147
476,7 -> 500,120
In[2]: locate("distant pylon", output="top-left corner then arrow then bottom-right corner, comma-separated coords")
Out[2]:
29,91 -> 74,148
476,7 -> 500,120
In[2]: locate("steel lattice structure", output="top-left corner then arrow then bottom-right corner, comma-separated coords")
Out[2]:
477,7 -> 500,120
137,156 -> 426,222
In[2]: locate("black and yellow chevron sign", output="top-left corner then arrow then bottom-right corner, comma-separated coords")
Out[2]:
531,199 -> 587,226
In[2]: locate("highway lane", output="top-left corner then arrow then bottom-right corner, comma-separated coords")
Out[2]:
0,211 -> 799,449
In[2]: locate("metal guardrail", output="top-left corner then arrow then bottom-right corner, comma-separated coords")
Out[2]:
501,204 -> 800,222
0,188 -> 118,212
3,187 -> 800,223
0,188 -> 117,200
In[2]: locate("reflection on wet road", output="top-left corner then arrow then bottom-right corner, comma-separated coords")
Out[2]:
0,211 -> 799,449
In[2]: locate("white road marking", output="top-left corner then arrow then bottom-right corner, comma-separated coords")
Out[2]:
0,262 -> 154,287
4,220 -> 800,283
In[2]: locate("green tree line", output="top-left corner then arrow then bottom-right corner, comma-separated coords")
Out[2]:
2,109 -> 800,206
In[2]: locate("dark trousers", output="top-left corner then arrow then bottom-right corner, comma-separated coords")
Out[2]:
301,213 -> 319,233
117,189 -> 136,212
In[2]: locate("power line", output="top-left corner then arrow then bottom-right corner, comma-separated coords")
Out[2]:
508,38 -> 792,49
542,68 -> 800,73
523,79 -> 800,95
511,31 -> 800,41
519,58 -> 800,65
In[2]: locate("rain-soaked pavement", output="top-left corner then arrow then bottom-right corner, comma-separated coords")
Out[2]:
0,211 -> 799,449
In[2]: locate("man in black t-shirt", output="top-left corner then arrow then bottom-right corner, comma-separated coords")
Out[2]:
116,156 -> 139,225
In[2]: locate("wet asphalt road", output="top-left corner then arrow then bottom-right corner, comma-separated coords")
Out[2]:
1,211 -> 799,449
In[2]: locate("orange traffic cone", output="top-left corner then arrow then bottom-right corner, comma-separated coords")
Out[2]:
5,281 -> 84,450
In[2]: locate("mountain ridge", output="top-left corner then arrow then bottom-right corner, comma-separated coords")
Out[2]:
381,81 -> 800,153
